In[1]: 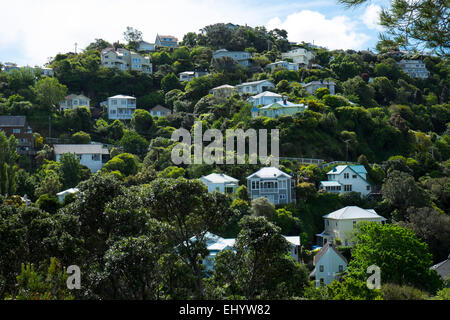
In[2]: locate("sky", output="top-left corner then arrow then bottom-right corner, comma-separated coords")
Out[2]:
0,0 -> 391,67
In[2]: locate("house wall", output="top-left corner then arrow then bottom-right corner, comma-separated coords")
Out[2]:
107,97 -> 136,120
247,176 -> 294,205
249,95 -> 282,106
56,153 -> 104,172
237,81 -> 275,95
324,217 -> 385,245
315,249 -> 347,286
213,51 -> 251,66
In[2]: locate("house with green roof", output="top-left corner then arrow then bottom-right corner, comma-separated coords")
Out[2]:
251,99 -> 307,118
319,165 -> 372,196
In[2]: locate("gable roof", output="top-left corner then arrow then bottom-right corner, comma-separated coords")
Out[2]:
54,144 -> 109,155
150,105 -> 171,113
201,173 -> 239,184
211,84 -> 235,90
430,255 -> 450,279
248,91 -> 282,99
0,116 -> 26,127
247,167 -> 292,179
327,165 -> 369,182
314,242 -> 348,265
323,206 -> 386,220
109,94 -> 135,99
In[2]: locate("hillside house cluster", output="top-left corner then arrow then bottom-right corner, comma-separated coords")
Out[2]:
101,48 -> 152,74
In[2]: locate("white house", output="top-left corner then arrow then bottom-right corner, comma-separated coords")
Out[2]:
192,232 -> 301,272
56,188 -> 79,204
54,144 -> 109,173
266,60 -> 299,72
316,206 -> 387,247
252,100 -> 307,118
319,165 -> 372,196
303,80 -> 336,95
235,80 -> 275,95
200,173 -> 239,196
149,105 -> 171,117
59,94 -> 90,111
247,167 -> 296,205
209,84 -> 237,100
281,48 -> 314,67
396,60 -> 430,79
178,71 -> 209,82
101,48 -> 152,74
137,41 -> 156,52
247,91 -> 283,107
212,49 -> 252,67
310,242 -> 348,287
101,95 -> 137,120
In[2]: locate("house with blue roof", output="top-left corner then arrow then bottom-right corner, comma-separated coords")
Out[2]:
319,165 -> 372,196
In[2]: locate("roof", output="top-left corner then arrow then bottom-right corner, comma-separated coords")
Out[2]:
247,167 -> 292,179
284,236 -> 301,246
323,206 -> 386,221
201,173 -> 239,184
248,91 -> 282,99
314,242 -> 348,265
236,79 -> 274,87
109,95 -> 136,99
156,34 -> 178,41
327,165 -> 367,175
150,105 -> 171,113
259,101 -> 305,109
54,144 -> 109,155
179,71 -> 195,75
64,94 -> 90,100
0,116 -> 26,127
56,188 -> 79,196
211,84 -> 235,90
319,181 -> 342,187
303,80 -> 335,87
430,255 -> 450,279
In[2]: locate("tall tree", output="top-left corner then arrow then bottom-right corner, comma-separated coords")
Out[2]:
0,132 -> 18,195
32,77 -> 67,111
338,0 -> 449,56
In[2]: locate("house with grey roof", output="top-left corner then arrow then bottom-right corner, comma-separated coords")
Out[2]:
247,167 -> 296,205
54,144 -> 109,173
252,99 -> 307,118
235,79 -> 275,95
316,206 -> 386,246
59,94 -> 90,111
310,242 -> 348,287
200,173 -> 239,196
319,165 -> 372,196
149,105 -> 171,117
266,60 -> 299,72
430,254 -> 450,286
303,80 -> 335,95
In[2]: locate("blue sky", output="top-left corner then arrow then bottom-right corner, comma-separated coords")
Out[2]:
0,0 -> 390,67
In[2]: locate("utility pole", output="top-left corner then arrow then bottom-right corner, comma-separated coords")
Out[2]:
48,115 -> 51,139
343,139 -> 351,162
74,42 -> 78,54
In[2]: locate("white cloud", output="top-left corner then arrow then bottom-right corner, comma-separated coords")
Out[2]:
361,4 -> 383,31
266,10 -> 370,50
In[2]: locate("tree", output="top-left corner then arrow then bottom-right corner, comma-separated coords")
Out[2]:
211,216 -> 309,299
131,109 -> 153,136
399,207 -> 450,263
143,178 -> 236,297
160,72 -> 180,93
338,0 -> 449,55
71,131 -> 91,144
119,130 -> 148,156
250,197 -> 276,220
59,153 -> 82,190
381,170 -> 429,219
103,153 -> 139,177
347,222 -> 443,293
342,76 -> 376,107
32,77 -> 67,110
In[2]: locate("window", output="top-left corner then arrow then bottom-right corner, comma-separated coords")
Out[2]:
279,194 -> 286,200
326,220 -> 329,226
366,185 -> 371,191
352,174 -> 357,178
319,265 -> 324,272
344,185 -> 352,192
339,265 -> 343,272
344,173 -> 349,179
92,154 -> 100,161
13,129 -> 20,134
353,221 -> 357,228
320,278 -> 324,286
